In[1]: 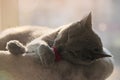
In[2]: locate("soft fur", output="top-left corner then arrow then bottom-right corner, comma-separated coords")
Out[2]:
0,13 -> 114,80
0,26 -> 52,50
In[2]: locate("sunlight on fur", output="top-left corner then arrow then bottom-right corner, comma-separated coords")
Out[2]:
0,13 -> 114,80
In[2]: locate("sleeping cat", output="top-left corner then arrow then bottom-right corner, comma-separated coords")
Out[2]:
0,13 -> 114,80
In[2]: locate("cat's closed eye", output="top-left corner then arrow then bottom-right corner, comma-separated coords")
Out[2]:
92,47 -> 102,53
68,50 -> 78,57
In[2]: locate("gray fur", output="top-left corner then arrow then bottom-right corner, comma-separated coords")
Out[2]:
0,13 -> 114,80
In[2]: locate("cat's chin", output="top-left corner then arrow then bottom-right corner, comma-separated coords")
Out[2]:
73,61 -> 94,65
64,58 -> 94,65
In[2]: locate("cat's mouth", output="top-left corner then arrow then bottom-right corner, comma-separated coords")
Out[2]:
26,51 -> 35,53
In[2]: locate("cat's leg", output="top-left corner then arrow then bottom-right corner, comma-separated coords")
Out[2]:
6,39 -> 55,65
26,41 -> 55,65
6,40 -> 26,55
37,44 -> 55,65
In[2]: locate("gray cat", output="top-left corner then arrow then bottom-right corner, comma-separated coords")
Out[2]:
0,13 -> 114,80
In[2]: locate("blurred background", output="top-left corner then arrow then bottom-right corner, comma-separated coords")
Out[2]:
0,0 -> 120,80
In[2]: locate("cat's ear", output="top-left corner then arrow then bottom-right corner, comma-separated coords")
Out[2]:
68,12 -> 92,34
80,12 -> 92,29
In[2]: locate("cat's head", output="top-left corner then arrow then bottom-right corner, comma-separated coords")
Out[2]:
53,13 -> 111,65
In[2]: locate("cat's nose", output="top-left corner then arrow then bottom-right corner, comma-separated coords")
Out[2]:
92,48 -> 112,60
103,47 -> 112,57
93,53 -> 111,60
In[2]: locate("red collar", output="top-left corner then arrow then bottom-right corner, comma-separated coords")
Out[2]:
52,47 -> 61,62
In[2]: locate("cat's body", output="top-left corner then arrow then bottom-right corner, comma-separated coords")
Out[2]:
0,14 -> 114,80
0,26 -> 52,50
0,51 -> 113,80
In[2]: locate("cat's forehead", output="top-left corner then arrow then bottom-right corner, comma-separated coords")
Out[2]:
68,28 -> 94,41
67,32 -> 102,49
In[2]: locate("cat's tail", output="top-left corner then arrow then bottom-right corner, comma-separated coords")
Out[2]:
6,40 -> 26,55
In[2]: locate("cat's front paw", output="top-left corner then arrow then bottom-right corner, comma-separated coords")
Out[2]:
36,44 -> 55,65
6,40 -> 26,55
